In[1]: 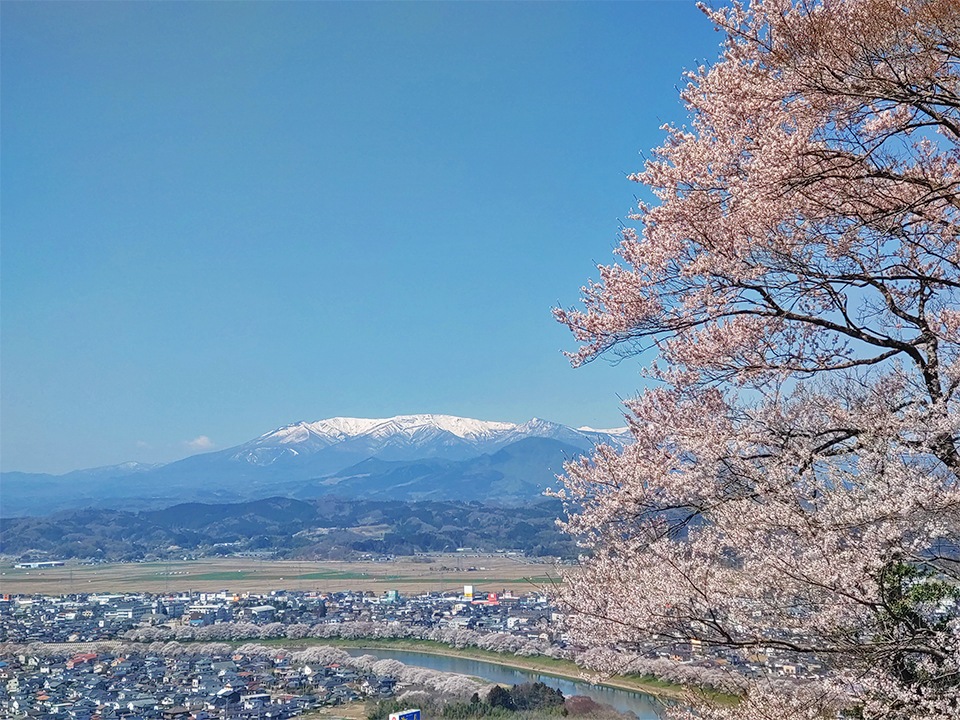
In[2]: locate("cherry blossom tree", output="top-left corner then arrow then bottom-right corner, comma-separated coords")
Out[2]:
554,1 -> 959,718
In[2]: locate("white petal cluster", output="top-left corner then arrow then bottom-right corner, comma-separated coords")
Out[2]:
555,1 -> 960,717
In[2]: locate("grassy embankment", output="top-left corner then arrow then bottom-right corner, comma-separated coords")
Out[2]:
300,701 -> 368,720
256,636 -> 737,704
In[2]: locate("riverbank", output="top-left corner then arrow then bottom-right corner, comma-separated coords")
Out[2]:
258,636 -> 733,704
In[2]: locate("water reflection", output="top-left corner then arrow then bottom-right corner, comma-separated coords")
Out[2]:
345,648 -> 667,720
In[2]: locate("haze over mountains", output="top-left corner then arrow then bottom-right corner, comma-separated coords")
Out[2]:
2,414 -> 629,516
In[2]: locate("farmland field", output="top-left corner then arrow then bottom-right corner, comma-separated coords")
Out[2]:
0,555 -> 561,595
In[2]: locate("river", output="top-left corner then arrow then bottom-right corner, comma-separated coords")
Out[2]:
345,648 -> 667,719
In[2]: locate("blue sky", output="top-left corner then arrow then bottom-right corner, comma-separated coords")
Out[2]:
2,1 -> 722,474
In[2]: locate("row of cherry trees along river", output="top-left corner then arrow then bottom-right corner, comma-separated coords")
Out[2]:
116,621 -> 748,695
550,0 -> 959,719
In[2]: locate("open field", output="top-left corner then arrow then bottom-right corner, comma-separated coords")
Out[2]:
0,555 -> 563,595
301,701 -> 368,720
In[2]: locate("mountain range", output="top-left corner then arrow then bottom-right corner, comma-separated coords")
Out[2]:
2,414 -> 629,517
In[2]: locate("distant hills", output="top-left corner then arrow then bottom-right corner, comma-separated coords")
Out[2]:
0,496 -> 577,561
1,414 -> 629,516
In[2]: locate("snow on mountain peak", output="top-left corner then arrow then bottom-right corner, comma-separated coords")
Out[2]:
578,425 -> 630,435
398,414 -> 517,439
253,414 -> 523,448
257,414 -> 632,446
302,414 -> 518,441
305,417 -> 384,439
233,414 -> 630,468
519,417 -> 562,430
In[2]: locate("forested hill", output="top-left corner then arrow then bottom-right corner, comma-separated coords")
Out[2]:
0,496 -> 575,562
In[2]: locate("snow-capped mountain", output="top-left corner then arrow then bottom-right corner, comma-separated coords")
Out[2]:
230,414 -> 628,466
503,417 -> 628,450
1,414 -> 630,516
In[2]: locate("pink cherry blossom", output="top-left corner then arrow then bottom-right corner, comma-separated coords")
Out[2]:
555,1 -> 960,718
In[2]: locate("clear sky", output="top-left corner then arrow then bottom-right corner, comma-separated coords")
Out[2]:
2,1 -> 722,474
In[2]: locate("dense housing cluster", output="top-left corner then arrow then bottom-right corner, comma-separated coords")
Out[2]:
1,646 -> 399,719
0,589 -> 558,647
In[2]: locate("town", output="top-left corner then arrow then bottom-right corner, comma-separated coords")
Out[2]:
0,586 -> 558,648
1,645 -> 400,719
0,586 -> 556,719
0,582 -> 836,719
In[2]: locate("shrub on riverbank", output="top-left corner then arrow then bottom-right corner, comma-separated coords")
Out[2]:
368,682 -> 568,720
